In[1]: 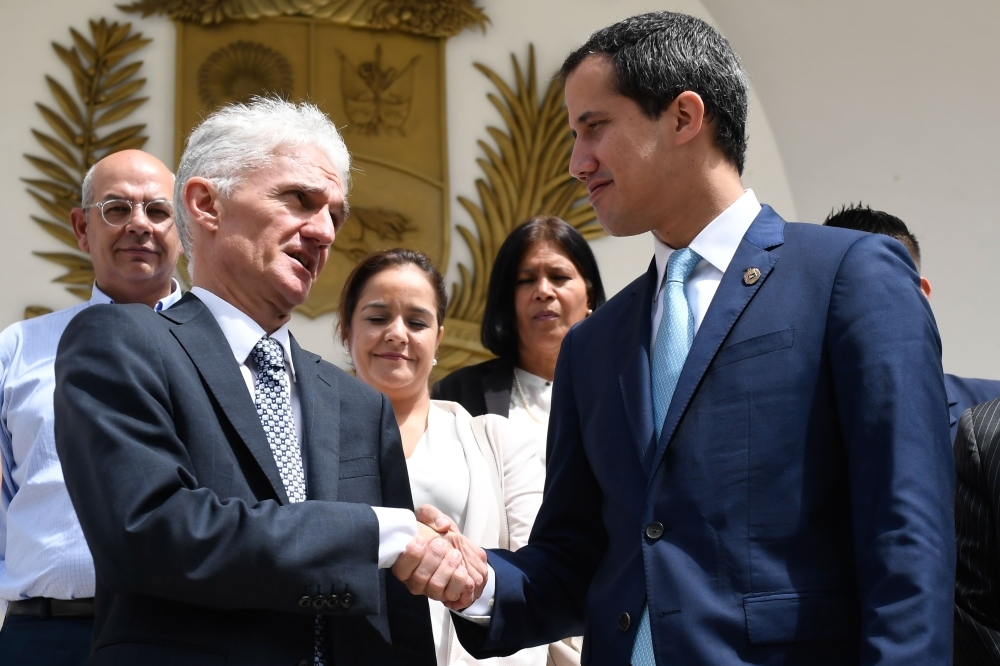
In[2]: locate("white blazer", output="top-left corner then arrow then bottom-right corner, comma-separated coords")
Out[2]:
428,400 -> 580,666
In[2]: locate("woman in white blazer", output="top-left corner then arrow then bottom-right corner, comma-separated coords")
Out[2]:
337,248 -> 571,666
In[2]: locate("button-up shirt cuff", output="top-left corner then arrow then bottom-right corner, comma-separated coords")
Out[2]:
453,564 -> 495,624
372,506 -> 418,569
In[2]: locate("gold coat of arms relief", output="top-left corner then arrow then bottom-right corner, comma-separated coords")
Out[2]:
173,13 -> 460,318
26,2 -> 602,381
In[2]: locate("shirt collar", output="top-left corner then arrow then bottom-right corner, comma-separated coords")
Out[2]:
89,278 -> 184,311
653,189 -> 762,295
189,286 -> 296,380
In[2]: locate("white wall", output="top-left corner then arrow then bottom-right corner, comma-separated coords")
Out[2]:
0,0 -> 794,368
703,0 -> 1000,378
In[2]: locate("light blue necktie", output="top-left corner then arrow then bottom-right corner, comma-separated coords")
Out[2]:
631,247 -> 702,666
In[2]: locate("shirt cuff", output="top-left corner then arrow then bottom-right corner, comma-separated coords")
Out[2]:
453,563 -> 496,624
372,506 -> 418,569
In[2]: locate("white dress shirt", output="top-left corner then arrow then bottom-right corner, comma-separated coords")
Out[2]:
464,190 -> 762,621
189,287 -> 418,569
508,368 -> 552,465
408,403 -> 471,534
0,280 -> 181,615
407,402 -> 473,663
651,190 -> 761,344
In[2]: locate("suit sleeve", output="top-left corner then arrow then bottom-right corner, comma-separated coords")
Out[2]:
825,234 -> 955,665
54,305 -> 382,615
454,329 -> 607,656
954,402 -> 1000,665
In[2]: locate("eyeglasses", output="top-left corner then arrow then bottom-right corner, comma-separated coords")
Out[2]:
84,199 -> 174,227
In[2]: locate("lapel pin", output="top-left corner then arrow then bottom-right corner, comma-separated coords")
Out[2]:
743,267 -> 762,285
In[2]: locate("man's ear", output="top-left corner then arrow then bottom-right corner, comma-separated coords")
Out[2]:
183,177 -> 222,233
70,208 -> 90,254
920,276 -> 932,299
671,90 -> 706,146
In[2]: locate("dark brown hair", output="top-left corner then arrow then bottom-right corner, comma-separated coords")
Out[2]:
482,216 -> 606,358
560,12 -> 749,174
337,248 -> 448,344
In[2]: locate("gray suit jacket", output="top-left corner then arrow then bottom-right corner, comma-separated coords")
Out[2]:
54,293 -> 434,666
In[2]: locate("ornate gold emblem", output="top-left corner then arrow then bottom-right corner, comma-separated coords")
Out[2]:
333,207 -> 416,262
118,0 -> 489,38
198,41 -> 293,108
174,15 -> 461,319
22,19 -> 151,317
743,267 -> 761,285
338,45 -> 419,135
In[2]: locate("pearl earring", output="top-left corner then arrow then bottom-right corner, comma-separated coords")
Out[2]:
432,358 -> 438,366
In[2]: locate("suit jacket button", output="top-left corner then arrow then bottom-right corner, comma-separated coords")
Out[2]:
340,592 -> 353,609
618,612 -> 631,632
298,596 -> 312,608
312,595 -> 326,609
645,522 -> 665,540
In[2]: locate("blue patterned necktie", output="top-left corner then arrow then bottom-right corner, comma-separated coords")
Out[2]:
631,247 -> 702,666
249,337 -> 328,665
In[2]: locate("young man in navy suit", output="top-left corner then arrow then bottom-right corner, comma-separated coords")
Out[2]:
437,11 -> 955,666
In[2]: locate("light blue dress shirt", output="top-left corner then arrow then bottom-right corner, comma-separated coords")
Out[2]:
0,281 -> 182,615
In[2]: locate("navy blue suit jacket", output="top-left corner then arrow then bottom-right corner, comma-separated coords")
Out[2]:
945,374 -> 1000,443
455,207 -> 955,665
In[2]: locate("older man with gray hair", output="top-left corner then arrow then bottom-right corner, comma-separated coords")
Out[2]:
53,98 -> 483,666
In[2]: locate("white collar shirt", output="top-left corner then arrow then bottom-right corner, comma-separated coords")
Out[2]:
0,280 -> 181,608
651,189 -> 762,347
91,279 -> 183,311
189,287 -> 302,455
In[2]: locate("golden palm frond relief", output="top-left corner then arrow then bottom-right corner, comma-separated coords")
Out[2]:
118,0 -> 489,38
446,46 -> 602,324
22,19 -> 150,316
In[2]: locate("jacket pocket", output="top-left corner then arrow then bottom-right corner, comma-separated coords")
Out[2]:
743,591 -> 855,645
713,328 -> 794,370
339,455 -> 378,479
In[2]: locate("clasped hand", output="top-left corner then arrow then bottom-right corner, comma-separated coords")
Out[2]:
392,505 -> 488,611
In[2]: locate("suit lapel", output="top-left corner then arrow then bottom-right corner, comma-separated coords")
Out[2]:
618,260 -> 658,467
293,337 -> 341,502
648,207 -> 786,478
162,294 -> 289,504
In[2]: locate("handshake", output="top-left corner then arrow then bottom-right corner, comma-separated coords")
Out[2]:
392,505 -> 489,611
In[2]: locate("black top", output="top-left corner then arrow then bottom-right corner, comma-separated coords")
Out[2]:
431,356 -> 515,418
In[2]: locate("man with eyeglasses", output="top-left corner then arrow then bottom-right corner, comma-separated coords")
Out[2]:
0,149 -> 182,665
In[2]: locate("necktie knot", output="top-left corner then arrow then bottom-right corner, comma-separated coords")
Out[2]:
666,247 -> 702,285
249,336 -> 285,372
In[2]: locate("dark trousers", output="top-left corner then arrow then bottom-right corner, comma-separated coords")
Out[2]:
0,615 -> 93,665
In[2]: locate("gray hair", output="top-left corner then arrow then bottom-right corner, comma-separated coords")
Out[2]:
173,97 -> 351,261
80,162 -> 98,208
